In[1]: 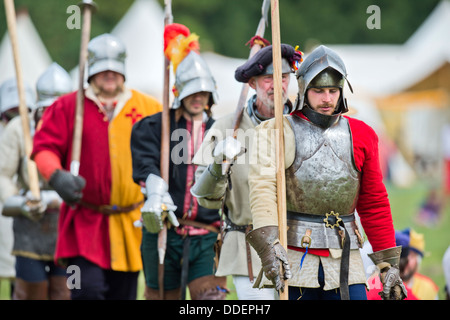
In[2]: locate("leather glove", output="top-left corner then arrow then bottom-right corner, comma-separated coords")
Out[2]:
369,246 -> 407,300
48,169 -> 86,205
246,226 -> 291,292
141,174 -> 179,233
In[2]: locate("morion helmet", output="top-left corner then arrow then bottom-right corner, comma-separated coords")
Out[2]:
164,23 -> 218,109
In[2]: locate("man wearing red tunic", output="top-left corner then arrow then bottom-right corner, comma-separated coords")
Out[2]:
31,34 -> 162,299
246,45 -> 407,300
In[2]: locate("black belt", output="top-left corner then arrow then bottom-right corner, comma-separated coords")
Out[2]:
287,210 -> 352,300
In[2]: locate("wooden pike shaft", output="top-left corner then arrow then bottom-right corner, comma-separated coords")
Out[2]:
4,0 -> 40,199
271,0 -> 288,300
157,0 -> 173,300
70,2 -> 94,176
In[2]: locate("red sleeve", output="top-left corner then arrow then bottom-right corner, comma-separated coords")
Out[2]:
31,93 -> 75,167
33,150 -> 62,181
346,116 -> 396,252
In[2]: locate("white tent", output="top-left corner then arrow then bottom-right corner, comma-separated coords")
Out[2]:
108,0 -> 299,120
0,9 -> 52,88
111,0 -> 165,99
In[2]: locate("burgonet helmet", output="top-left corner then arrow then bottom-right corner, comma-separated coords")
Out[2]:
87,33 -> 126,82
294,45 -> 353,113
36,62 -> 73,108
164,23 -> 218,110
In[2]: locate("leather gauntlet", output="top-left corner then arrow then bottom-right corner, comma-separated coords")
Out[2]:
369,246 -> 407,300
246,226 -> 291,292
48,169 -> 86,205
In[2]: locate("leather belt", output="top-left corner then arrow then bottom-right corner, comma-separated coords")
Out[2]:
79,200 -> 144,215
224,218 -> 254,283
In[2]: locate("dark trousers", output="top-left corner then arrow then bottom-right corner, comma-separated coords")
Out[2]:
288,263 -> 367,300
68,256 -> 139,300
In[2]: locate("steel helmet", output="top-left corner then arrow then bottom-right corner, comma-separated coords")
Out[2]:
0,77 -> 36,116
294,45 -> 353,113
87,33 -> 126,81
36,62 -> 73,108
172,51 -> 218,109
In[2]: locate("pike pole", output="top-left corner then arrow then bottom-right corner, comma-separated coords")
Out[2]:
271,0 -> 288,300
222,0 -> 270,175
158,0 -> 173,300
70,0 -> 96,176
4,0 -> 40,200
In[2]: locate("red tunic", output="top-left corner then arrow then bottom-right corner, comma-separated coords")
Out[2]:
32,90 -> 162,271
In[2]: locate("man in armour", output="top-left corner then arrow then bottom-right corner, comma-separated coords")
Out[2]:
191,42 -> 302,299
0,63 -> 72,300
0,77 -> 38,297
31,34 -> 162,299
246,45 -> 407,300
130,24 -> 227,300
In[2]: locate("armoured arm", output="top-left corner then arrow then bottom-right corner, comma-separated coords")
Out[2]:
191,164 -> 227,209
191,136 -> 244,202
2,190 -> 61,221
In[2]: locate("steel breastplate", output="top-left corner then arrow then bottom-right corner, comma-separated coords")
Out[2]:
285,115 -> 362,249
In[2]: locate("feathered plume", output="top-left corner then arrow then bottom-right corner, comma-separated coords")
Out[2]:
164,23 -> 200,73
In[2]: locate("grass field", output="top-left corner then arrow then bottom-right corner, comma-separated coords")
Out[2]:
1,180 -> 448,300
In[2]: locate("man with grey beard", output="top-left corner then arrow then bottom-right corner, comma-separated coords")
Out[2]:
191,42 -> 302,299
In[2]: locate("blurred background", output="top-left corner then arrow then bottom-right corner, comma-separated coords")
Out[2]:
0,0 -> 449,300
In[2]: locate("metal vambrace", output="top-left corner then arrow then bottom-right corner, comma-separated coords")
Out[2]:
2,195 -> 25,217
369,246 -> 407,300
2,195 -> 46,221
246,226 -> 291,292
190,162 -> 226,199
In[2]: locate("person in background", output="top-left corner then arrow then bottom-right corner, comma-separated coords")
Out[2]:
0,63 -> 73,300
130,23 -> 226,300
0,77 -> 36,297
31,34 -> 162,300
191,40 -> 302,299
396,228 -> 439,300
